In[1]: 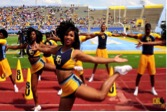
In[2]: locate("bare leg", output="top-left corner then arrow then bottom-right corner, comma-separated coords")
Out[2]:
105,64 -> 110,74
31,72 -> 40,107
150,75 -> 155,87
59,65 -> 132,110
43,63 -> 56,72
9,75 -> 15,85
150,75 -> 158,95
76,73 -> 120,101
59,96 -> 76,111
134,73 -> 142,96
9,75 -> 18,92
77,65 -> 132,100
79,74 -> 86,84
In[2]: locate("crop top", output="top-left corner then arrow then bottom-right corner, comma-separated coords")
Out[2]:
26,44 -> 41,58
54,47 -> 76,70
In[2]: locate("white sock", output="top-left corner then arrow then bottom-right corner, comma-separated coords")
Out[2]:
14,84 -> 17,88
91,74 -> 94,77
151,87 -> 158,95
88,74 -> 94,82
134,86 -> 138,96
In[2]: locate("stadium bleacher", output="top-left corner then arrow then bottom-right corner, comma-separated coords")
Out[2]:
0,4 -> 164,34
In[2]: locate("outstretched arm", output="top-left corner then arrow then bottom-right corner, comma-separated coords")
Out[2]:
74,50 -> 128,64
32,42 -> 61,55
136,40 -> 166,48
7,44 -> 26,50
80,32 -> 104,41
47,32 -> 61,42
126,33 -> 139,39
112,33 -> 122,37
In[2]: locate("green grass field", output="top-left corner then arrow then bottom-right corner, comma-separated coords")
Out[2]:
6,35 -> 166,69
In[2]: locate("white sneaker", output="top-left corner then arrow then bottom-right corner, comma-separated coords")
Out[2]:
33,105 -> 41,111
114,65 -> 132,75
88,76 -> 94,82
14,86 -> 19,93
57,89 -> 62,95
38,75 -> 41,81
134,87 -> 138,96
151,88 -> 158,96
74,66 -> 83,71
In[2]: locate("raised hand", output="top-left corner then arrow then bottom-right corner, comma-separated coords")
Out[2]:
136,40 -> 143,48
113,54 -> 128,63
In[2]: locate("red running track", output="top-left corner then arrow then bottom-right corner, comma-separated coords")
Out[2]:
0,68 -> 166,111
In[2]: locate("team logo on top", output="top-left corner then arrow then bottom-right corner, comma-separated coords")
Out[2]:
56,55 -> 61,65
146,36 -> 151,42
101,35 -> 105,39
29,49 -> 34,56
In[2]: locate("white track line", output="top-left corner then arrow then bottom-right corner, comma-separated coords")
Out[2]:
0,90 -> 58,93
0,103 -> 114,107
0,102 -> 159,107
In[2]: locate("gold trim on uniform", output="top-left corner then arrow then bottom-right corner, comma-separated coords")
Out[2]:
31,59 -> 45,74
60,74 -> 83,97
61,48 -> 75,69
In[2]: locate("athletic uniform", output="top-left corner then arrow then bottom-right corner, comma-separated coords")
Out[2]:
137,35 -> 156,75
136,33 -> 160,39
0,39 -> 12,77
74,36 -> 87,76
54,47 -> 83,97
94,31 -> 112,58
26,45 -> 45,74
42,40 -> 57,65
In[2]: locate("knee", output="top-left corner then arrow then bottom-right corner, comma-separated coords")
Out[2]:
97,93 -> 106,101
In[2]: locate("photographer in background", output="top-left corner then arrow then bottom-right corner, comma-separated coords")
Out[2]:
17,28 -> 27,57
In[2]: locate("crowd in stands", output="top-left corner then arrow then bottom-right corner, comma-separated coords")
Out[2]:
0,5 -> 163,35
0,5 -> 89,34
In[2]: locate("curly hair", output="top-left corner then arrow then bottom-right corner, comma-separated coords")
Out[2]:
26,27 -> 43,44
56,20 -> 80,49
0,29 -> 8,38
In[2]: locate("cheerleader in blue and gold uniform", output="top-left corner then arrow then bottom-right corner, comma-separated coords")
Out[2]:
88,23 -> 113,82
33,20 -> 132,111
134,23 -> 158,96
0,29 -> 19,92
7,27 -> 56,111
57,32 -> 105,95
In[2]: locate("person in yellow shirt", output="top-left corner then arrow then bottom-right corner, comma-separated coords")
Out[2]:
39,31 -> 60,80
133,23 -> 158,96
89,23 -> 116,82
136,21 -> 166,46
0,29 -> 19,92
42,32 -> 58,64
